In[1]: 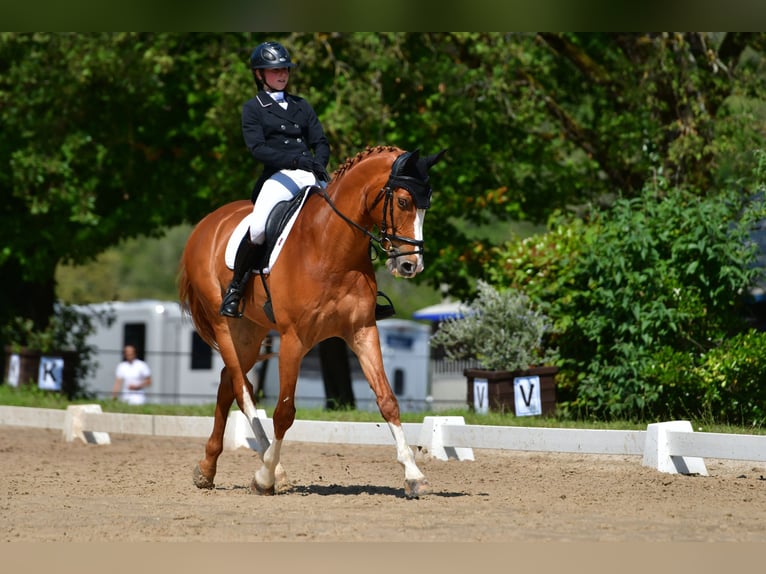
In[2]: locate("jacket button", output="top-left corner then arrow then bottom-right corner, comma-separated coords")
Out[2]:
296,138 -> 302,143
281,124 -> 286,130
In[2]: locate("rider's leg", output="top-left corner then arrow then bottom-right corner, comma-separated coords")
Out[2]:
220,170 -> 316,319
249,170 -> 315,244
219,233 -> 262,318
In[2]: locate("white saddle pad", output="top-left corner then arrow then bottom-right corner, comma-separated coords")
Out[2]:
224,191 -> 312,273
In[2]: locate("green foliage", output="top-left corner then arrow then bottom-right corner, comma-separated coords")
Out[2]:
564,187 -> 764,420
0,383 -> 74,409
693,330 -> 766,426
3,33 -> 766,311
56,224 -> 195,304
489,157 -> 766,423
0,33 -> 253,332
640,330 -> 766,427
640,346 -> 704,420
429,280 -> 557,371
3,33 -> 766,421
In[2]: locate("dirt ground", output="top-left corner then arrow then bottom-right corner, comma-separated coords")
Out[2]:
1,425 -> 765,543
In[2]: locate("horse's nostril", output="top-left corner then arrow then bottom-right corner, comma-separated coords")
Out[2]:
400,261 -> 415,274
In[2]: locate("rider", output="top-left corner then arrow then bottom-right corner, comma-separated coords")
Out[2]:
220,40 -> 331,318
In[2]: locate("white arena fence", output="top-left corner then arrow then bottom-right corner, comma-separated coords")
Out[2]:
1,404 -> 765,476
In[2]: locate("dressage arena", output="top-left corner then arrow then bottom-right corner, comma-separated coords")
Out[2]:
1,423 -> 765,543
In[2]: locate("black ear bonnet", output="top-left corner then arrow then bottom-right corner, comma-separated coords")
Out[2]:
387,148 -> 447,209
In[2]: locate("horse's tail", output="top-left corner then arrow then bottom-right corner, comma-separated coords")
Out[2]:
177,258 -> 220,352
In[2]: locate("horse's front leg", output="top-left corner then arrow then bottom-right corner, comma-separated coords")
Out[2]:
250,334 -> 301,495
351,326 -> 430,498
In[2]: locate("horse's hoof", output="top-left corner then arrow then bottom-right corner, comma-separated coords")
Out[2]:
193,464 -> 215,490
249,476 -> 275,495
404,478 -> 431,499
274,463 -> 291,493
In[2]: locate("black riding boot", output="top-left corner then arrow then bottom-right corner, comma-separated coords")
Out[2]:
220,234 -> 262,318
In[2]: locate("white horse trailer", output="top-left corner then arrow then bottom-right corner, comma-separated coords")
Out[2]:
77,300 -> 236,405
260,318 -> 432,412
79,301 -> 431,410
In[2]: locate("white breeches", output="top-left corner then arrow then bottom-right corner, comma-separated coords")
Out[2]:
250,169 -> 318,244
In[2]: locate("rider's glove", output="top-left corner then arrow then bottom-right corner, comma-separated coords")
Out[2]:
312,161 -> 331,183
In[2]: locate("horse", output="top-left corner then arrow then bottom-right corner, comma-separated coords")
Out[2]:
178,145 -> 446,498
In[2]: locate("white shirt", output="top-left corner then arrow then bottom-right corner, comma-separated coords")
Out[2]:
115,358 -> 151,405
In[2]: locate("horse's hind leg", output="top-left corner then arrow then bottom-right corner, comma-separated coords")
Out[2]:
237,373 -> 290,495
221,320 -> 289,494
193,367 -> 235,489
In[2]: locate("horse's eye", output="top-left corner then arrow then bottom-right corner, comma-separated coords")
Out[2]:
397,197 -> 409,209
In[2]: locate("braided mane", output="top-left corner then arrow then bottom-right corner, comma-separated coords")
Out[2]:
332,145 -> 401,180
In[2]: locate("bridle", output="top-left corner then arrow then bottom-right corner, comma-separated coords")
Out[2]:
314,154 -> 431,261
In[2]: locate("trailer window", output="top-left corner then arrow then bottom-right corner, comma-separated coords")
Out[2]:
191,331 -> 213,370
123,323 -> 146,359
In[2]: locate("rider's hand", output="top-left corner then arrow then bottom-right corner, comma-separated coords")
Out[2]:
292,155 -> 314,172
312,161 -> 331,183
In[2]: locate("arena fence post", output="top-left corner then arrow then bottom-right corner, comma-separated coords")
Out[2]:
642,420 -> 708,475
223,409 -> 270,451
417,416 -> 474,461
63,404 -> 111,445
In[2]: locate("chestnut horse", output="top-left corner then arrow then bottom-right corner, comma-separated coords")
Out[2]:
178,145 -> 446,498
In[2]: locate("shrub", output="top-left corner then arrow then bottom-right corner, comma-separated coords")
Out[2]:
487,170 -> 766,422
640,345 -> 706,420
693,330 -> 766,426
429,280 -> 558,372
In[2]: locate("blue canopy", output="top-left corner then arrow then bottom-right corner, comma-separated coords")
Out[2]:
412,301 -> 466,321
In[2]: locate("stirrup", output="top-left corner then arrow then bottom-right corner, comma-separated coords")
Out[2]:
220,286 -> 245,318
375,291 -> 396,320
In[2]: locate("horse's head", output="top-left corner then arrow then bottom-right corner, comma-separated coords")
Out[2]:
377,148 -> 447,278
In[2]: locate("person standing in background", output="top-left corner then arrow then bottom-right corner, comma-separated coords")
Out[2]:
112,344 -> 152,405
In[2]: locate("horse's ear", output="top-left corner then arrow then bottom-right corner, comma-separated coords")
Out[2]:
406,149 -> 421,169
391,149 -> 420,178
425,148 -> 447,169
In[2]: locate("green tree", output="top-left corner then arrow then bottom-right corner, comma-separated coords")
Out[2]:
1,33 -> 248,331
295,33 -> 766,299
4,32 -> 766,351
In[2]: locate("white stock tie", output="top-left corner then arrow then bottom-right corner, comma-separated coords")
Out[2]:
272,93 -> 287,109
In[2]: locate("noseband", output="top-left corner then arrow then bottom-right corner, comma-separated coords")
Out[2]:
370,184 -> 424,259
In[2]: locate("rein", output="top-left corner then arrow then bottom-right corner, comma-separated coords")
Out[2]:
314,183 -> 425,260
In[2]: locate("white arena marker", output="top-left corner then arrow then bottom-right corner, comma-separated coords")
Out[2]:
62,404 -> 111,445
642,420 -> 708,475
223,409 -> 270,451
418,416 -> 474,461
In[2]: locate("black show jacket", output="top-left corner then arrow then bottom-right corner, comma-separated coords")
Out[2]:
242,90 -> 330,201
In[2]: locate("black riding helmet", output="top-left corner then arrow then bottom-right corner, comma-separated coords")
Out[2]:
250,41 -> 296,70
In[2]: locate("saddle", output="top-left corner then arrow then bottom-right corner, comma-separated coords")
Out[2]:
233,185 -> 396,322
225,186 -> 314,274
259,188 -> 310,269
